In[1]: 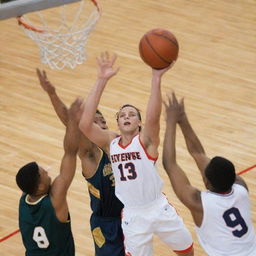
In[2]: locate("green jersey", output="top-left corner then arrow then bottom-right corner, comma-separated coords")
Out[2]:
19,194 -> 75,256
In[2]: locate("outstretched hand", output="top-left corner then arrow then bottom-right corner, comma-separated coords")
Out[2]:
36,68 -> 55,94
97,51 -> 120,80
163,92 -> 185,123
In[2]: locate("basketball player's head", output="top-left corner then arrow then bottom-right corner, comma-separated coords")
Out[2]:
204,156 -> 236,193
116,104 -> 142,133
94,109 -> 108,130
16,162 -> 51,196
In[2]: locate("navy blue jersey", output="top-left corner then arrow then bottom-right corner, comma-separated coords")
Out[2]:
86,149 -> 123,217
86,149 -> 125,255
19,194 -> 75,256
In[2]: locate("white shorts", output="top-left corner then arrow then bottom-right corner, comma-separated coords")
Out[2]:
122,194 -> 193,256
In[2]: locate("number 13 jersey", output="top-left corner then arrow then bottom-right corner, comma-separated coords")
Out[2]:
109,135 -> 163,208
195,184 -> 256,256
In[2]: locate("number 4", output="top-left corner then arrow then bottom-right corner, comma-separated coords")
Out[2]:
33,226 -> 50,248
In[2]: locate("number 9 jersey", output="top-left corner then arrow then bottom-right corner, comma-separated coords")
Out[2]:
19,194 -> 75,256
195,183 -> 256,256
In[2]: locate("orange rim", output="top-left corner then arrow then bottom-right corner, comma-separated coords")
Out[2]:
17,16 -> 45,33
16,0 -> 101,33
91,0 -> 101,12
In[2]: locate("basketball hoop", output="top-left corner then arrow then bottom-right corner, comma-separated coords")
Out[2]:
17,0 -> 101,70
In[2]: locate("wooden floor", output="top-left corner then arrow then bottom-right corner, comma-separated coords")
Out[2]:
0,0 -> 255,255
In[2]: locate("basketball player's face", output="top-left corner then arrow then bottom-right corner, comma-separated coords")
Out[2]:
94,113 -> 108,130
117,106 -> 141,133
38,167 -> 52,193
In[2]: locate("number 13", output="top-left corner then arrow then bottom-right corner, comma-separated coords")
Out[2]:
118,162 -> 137,181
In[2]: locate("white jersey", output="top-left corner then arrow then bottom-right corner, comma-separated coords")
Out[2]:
109,135 -> 163,208
195,184 -> 256,256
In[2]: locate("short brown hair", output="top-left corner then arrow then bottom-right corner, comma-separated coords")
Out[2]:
116,104 -> 141,121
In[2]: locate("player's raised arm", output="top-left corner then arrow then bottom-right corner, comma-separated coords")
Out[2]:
162,92 -> 201,212
50,98 -> 82,222
177,103 -> 211,177
36,68 -> 68,126
79,52 -> 119,151
141,66 -> 172,156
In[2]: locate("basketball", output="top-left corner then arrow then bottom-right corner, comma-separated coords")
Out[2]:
139,28 -> 179,69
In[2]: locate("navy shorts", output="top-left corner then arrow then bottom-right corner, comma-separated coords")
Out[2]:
90,214 -> 125,256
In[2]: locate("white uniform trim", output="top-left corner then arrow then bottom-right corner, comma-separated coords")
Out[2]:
25,194 -> 47,205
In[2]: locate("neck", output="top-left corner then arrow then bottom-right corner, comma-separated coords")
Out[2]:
210,188 -> 232,194
120,131 -> 139,146
27,193 -> 47,203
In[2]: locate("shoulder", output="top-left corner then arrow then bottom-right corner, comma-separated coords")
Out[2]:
234,175 -> 248,191
20,193 -> 26,200
110,135 -> 121,144
233,183 -> 249,194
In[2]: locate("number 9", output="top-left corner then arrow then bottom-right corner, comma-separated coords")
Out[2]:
223,207 -> 248,238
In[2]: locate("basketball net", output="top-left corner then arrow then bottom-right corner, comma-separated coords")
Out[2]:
17,0 -> 101,70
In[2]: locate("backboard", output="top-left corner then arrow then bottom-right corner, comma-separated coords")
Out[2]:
0,0 -> 82,20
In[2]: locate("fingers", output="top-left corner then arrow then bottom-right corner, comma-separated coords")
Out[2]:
171,92 -> 181,109
162,99 -> 168,109
36,68 -> 42,79
164,91 -> 184,108
100,51 -> 109,62
113,66 -> 120,74
163,93 -> 172,108
36,68 -> 49,83
98,51 -> 117,64
72,97 -> 83,107
100,51 -> 105,61
165,91 -> 176,106
110,53 -> 117,66
180,97 -> 184,106
42,70 -> 47,80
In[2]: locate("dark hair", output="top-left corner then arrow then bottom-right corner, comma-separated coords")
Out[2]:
16,162 -> 40,195
205,156 -> 236,193
116,104 -> 142,131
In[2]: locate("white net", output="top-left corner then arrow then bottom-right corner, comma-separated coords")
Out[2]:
18,0 -> 101,70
